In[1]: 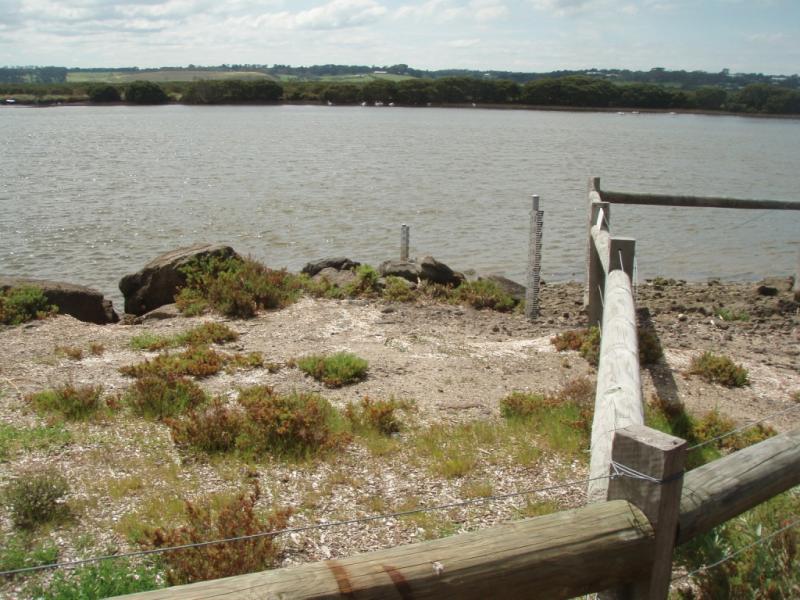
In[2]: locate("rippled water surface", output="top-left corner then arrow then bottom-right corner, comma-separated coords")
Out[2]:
1,105 -> 799,309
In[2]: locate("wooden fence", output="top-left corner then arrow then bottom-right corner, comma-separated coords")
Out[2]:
120,179 -> 800,600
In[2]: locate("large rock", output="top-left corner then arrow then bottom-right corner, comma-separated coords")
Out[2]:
313,267 -> 358,288
0,276 -> 118,324
301,257 -> 360,277
379,260 -> 421,283
119,244 -> 239,315
478,274 -> 526,302
419,256 -> 464,286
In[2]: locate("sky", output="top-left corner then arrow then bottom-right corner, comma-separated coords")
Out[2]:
0,0 -> 798,74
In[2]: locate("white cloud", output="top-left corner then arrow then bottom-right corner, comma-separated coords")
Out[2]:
529,0 -> 599,16
395,0 -> 507,22
445,38 -> 481,47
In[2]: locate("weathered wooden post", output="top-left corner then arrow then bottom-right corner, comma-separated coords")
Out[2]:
584,176 -> 604,309
525,194 -> 543,321
587,199 -> 610,327
400,224 -> 410,262
605,425 -> 686,600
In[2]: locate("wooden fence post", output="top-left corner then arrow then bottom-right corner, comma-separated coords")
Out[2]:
587,200 -> 610,327
610,237 -> 636,281
794,246 -> 799,293
584,177 -> 603,308
605,425 -> 686,600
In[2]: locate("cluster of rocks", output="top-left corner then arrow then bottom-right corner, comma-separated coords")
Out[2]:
1,243 -> 529,325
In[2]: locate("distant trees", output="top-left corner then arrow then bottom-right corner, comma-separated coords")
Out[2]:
125,81 -> 169,104
181,79 -> 283,104
88,84 -> 121,103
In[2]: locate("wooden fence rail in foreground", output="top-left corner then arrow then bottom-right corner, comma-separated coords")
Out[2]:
117,429 -> 800,600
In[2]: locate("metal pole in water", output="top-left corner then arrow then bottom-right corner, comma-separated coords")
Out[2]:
525,194 -> 543,321
400,224 -> 410,262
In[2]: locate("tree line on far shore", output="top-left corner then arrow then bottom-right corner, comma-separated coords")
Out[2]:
2,76 -> 799,115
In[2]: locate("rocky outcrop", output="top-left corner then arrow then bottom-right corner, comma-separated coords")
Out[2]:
0,276 -> 118,324
119,244 -> 238,316
479,274 -> 526,302
302,257 -> 360,277
380,257 -> 464,287
379,260 -> 422,283
419,256 -> 464,287
313,267 -> 358,288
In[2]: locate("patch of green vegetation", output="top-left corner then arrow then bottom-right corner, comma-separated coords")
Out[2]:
551,327 -> 601,365
689,352 -> 749,387
344,396 -> 406,435
513,499 -> 561,519
645,396 -> 775,469
120,345 -> 260,379
124,375 -> 208,420
296,352 -> 368,387
144,482 -> 291,585
677,489 -> 800,599
0,285 -> 57,325
500,389 -> 592,459
4,467 -> 70,529
176,255 -> 303,318
0,532 -> 59,573
28,559 -> 165,599
381,276 -> 417,302
169,386 -> 350,460
413,421 -> 499,478
0,422 -> 72,460
715,307 -> 750,322
454,279 -> 517,312
460,479 -> 493,499
130,323 -> 239,351
27,383 -> 107,421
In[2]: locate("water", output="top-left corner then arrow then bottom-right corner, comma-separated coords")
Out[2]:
1,104 -> 799,310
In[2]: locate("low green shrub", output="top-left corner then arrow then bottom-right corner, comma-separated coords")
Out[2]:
550,329 -> 585,352
237,386 -> 350,459
30,558 -> 164,598
54,345 -> 83,360
345,264 -> 381,297
689,352 -> 749,387
345,396 -> 403,435
145,483 -> 291,585
0,285 -> 57,325
454,280 -> 516,312
4,467 -> 70,529
125,375 -> 208,420
27,383 -> 106,420
130,323 -> 238,351
381,276 -> 417,302
168,399 -> 244,454
176,256 -> 303,318
637,328 -> 663,365
296,352 -> 368,387
121,345 -> 262,380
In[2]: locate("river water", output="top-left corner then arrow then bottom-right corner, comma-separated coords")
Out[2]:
1,104 -> 798,310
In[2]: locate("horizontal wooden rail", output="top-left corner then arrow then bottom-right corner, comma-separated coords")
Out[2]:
587,269 -> 643,503
117,429 -> 800,600
600,190 -> 800,211
119,501 -> 655,600
678,427 -> 800,544
590,225 -> 611,274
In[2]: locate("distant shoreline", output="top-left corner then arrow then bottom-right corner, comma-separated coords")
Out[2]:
3,99 -> 800,120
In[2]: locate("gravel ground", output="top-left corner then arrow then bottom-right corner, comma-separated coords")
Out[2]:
1,277 -> 798,598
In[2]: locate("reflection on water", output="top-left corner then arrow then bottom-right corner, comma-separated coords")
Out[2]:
1,104 -> 799,309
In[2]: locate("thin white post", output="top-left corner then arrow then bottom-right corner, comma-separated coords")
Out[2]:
525,194 -> 543,321
794,247 -> 800,293
400,224 -> 410,262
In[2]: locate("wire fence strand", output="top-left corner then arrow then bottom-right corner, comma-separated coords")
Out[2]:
0,473 -> 616,578
672,516 -> 800,583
